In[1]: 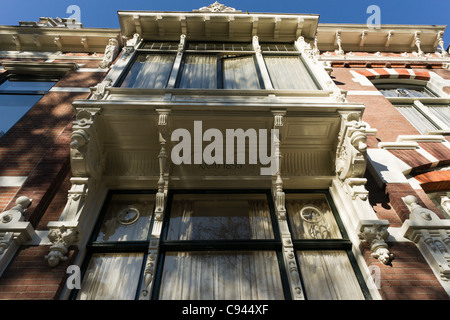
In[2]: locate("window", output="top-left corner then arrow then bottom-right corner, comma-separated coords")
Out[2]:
285,192 -> 368,299
75,192 -> 155,300
73,190 -> 369,300
156,191 -> 287,300
0,78 -> 55,137
376,83 -> 450,134
118,41 -> 319,91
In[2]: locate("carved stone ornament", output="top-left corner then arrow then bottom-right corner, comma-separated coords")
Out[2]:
45,224 -> 78,267
0,196 -> 33,256
336,113 -> 370,181
401,195 -> 450,281
99,38 -> 119,69
195,2 -> 241,12
359,223 -> 393,265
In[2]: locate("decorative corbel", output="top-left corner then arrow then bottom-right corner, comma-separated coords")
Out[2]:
359,223 -> 393,265
99,38 -> 119,69
122,33 -> 141,58
45,222 -> 78,267
437,31 -> 448,57
335,31 -> 344,56
91,78 -> 112,100
401,195 -> 450,281
413,31 -> 424,57
12,35 -> 21,51
336,113 -> 369,181
70,107 -> 103,178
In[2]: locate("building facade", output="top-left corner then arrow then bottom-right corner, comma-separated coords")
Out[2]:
0,3 -> 450,300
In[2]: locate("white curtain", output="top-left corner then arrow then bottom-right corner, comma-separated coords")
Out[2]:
428,106 -> 450,129
396,106 -> 438,133
179,55 -> 217,89
264,56 -> 317,90
285,199 -> 342,239
166,199 -> 273,240
297,251 -> 365,300
77,253 -> 144,300
121,54 -> 175,88
223,56 -> 260,89
159,251 -> 284,300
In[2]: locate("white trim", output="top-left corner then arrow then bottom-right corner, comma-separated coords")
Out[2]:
0,176 -> 27,187
49,87 -> 91,93
416,147 -> 440,167
346,90 -> 383,96
76,68 -> 108,72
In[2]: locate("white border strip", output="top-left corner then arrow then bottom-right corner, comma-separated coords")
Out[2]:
0,176 -> 27,187
49,87 -> 91,93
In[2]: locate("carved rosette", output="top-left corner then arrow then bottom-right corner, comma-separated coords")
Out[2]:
196,2 -> 240,12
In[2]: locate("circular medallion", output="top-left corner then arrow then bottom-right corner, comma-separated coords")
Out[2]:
117,206 -> 140,225
300,205 -> 323,223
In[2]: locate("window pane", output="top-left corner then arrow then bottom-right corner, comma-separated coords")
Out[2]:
178,54 -> 217,89
396,105 -> 438,133
167,193 -> 274,240
0,95 -> 42,134
379,87 -> 436,98
223,56 -> 260,89
260,43 -> 297,52
95,194 -> 154,242
264,56 -> 317,90
142,42 -> 179,50
286,193 -> 342,239
427,106 -> 450,129
297,251 -> 365,300
159,251 -> 284,300
121,54 -> 175,88
0,80 -> 55,92
77,253 -> 144,300
187,42 -> 252,51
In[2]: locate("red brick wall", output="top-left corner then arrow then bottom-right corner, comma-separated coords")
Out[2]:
0,246 -> 76,300
361,242 -> 450,300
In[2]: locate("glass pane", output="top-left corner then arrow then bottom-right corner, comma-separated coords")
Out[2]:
428,106 -> 450,129
187,42 -> 252,51
142,42 -> 179,50
167,193 -> 274,240
223,56 -> 260,89
286,193 -> 342,239
159,251 -> 284,300
96,194 -> 154,242
0,95 -> 42,134
178,54 -> 217,89
0,80 -> 55,92
379,87 -> 436,98
260,43 -> 297,51
396,106 -> 438,134
77,253 -> 144,300
297,251 -> 365,300
120,54 -> 175,88
264,56 -> 317,90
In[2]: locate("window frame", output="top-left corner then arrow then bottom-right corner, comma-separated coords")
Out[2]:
284,189 -> 372,300
152,189 -> 292,300
69,190 -> 157,300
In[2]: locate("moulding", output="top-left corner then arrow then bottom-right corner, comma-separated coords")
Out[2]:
1,61 -> 78,76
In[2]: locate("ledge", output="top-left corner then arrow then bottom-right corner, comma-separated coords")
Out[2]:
2,61 -> 78,76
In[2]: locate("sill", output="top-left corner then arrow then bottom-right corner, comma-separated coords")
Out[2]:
386,97 -> 450,104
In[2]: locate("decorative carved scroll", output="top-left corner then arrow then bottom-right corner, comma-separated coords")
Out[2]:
99,38 -> 119,69
195,2 -> 240,12
45,224 -> 78,267
359,223 -> 393,265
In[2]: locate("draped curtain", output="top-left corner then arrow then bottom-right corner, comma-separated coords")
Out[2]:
77,253 -> 144,300
166,199 -> 274,240
396,106 -> 438,133
297,251 -> 365,300
222,56 -> 260,89
264,56 -> 317,90
160,198 -> 283,300
179,54 -> 217,89
159,251 -> 284,300
121,54 -> 175,88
